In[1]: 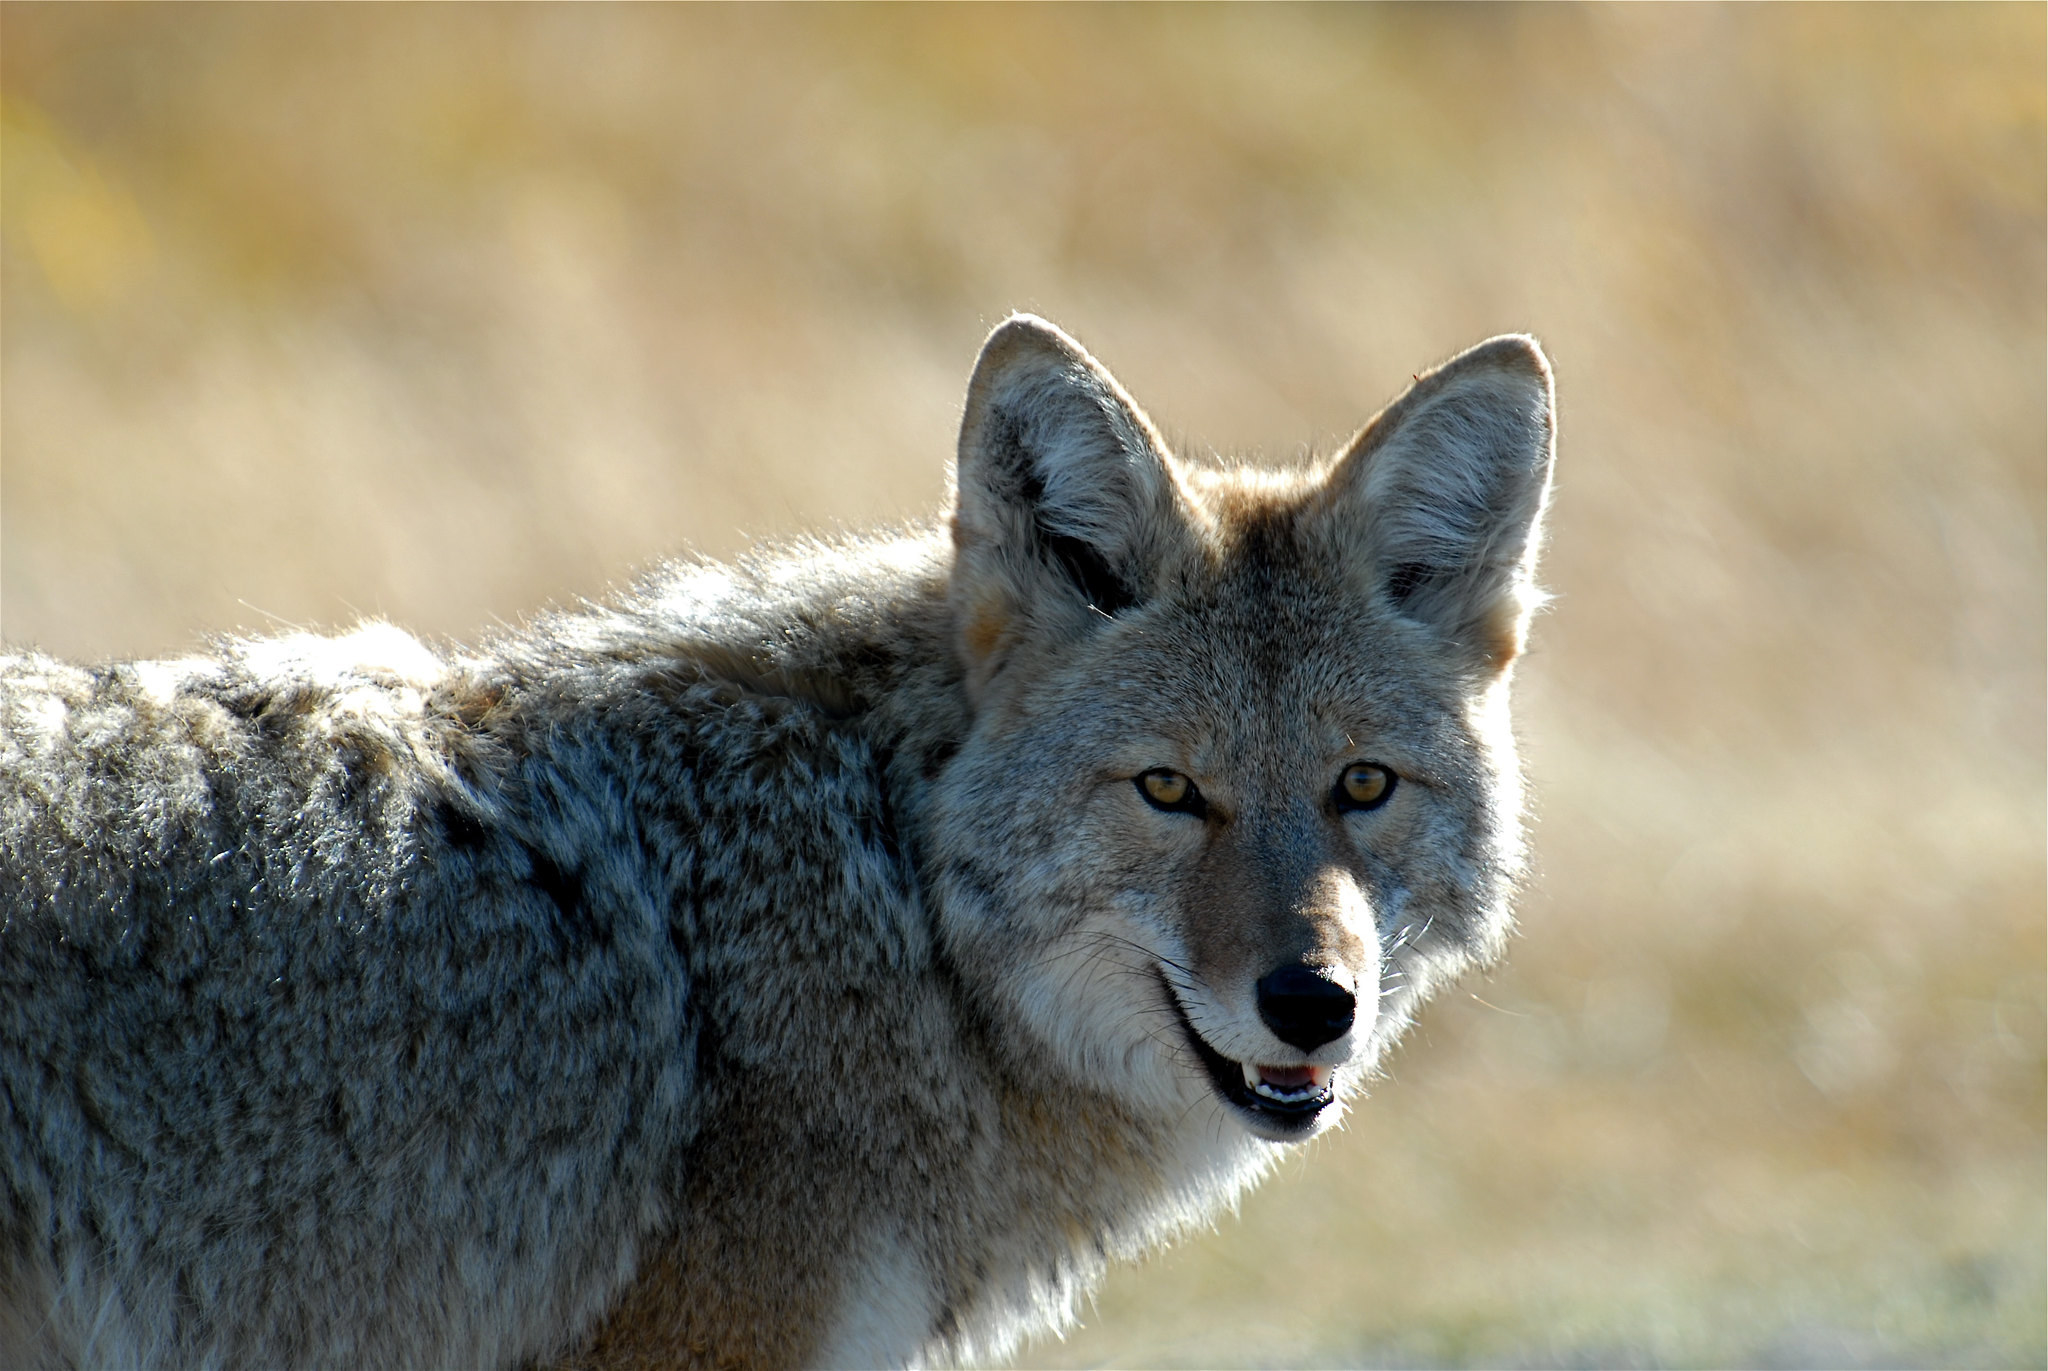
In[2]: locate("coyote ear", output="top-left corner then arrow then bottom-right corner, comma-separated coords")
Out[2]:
950,315 -> 1180,686
1326,335 -> 1556,672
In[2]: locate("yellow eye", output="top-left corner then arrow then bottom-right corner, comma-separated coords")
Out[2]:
1137,769 -> 1201,814
1337,762 -> 1395,811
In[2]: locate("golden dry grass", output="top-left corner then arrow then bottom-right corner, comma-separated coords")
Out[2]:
3,6 -> 2041,1367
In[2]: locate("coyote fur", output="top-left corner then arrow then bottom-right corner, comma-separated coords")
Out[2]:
0,316 -> 1556,1369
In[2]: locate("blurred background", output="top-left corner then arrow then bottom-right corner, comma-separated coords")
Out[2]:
3,6 -> 2041,1367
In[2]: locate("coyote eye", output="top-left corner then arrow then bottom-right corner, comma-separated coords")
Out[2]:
1137,769 -> 1205,816
1336,762 -> 1396,812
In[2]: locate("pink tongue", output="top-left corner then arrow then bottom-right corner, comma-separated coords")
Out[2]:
1259,1065 -> 1316,1090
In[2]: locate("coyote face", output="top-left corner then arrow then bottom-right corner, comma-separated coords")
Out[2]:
932,319 -> 1553,1144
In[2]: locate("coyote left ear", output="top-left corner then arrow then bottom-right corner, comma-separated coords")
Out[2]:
1325,335 -> 1556,673
950,315 -> 1181,692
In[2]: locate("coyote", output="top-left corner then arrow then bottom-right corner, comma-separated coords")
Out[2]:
0,316 -> 1555,1369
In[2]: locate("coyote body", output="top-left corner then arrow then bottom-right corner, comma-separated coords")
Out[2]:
0,318 -> 1555,1369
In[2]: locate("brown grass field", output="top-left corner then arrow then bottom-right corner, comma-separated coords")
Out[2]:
3,7 -> 2042,1367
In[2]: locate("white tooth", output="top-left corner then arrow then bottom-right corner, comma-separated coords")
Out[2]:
1241,1061 -> 1262,1090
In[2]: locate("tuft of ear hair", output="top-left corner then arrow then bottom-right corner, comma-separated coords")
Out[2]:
949,315 -> 1185,691
1322,334 -> 1556,673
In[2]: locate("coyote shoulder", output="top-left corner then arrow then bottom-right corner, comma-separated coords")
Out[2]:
0,316 -> 1555,1369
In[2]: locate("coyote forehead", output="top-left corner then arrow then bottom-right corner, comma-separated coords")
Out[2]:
0,314 -> 1554,1370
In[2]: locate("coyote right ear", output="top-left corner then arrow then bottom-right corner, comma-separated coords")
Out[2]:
949,315 -> 1182,693
1323,335 -> 1556,674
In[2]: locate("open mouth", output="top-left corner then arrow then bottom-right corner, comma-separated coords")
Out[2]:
1160,976 -> 1335,1132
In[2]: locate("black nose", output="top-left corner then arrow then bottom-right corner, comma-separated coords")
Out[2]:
1255,965 -> 1355,1052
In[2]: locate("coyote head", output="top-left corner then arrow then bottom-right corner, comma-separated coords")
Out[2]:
929,316 -> 1554,1143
